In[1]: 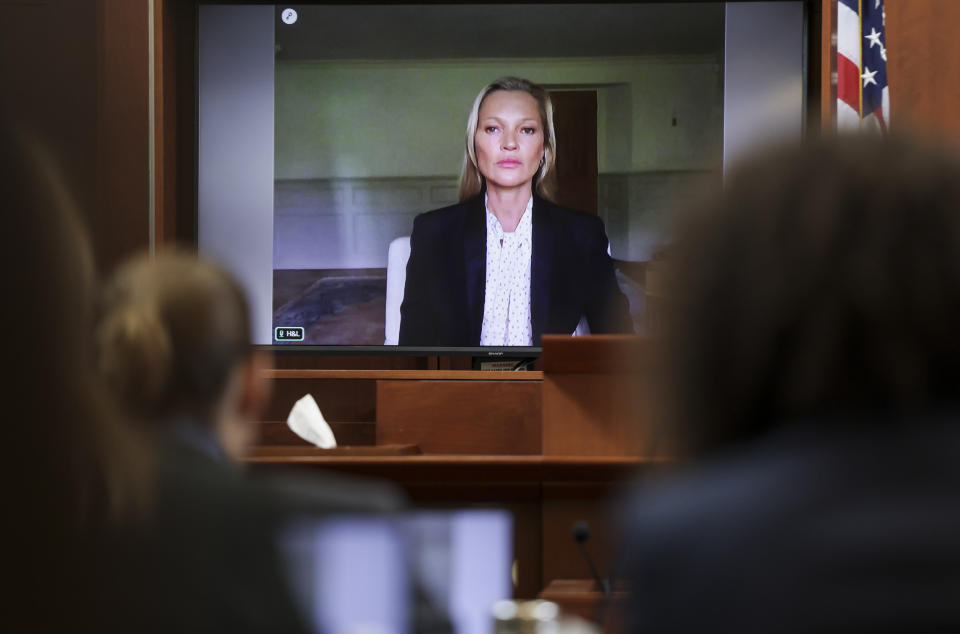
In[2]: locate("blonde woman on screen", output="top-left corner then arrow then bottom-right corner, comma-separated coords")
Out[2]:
398,77 -> 632,347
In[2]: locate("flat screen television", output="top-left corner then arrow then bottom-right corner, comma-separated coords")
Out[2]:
197,1 -> 807,356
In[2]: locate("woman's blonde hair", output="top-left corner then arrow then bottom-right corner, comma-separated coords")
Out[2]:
96,250 -> 252,424
458,76 -> 558,202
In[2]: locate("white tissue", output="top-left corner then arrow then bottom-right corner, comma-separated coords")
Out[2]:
286,394 -> 337,448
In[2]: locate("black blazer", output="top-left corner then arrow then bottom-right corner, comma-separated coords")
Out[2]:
615,421 -> 960,632
398,194 -> 633,346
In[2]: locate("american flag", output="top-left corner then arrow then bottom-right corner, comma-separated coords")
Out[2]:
837,0 -> 890,132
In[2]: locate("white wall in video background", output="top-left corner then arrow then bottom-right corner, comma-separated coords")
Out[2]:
274,56 -> 724,270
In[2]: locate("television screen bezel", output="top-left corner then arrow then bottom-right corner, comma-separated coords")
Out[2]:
195,0 -> 812,358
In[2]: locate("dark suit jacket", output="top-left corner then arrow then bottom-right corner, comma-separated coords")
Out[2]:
398,194 -> 633,346
615,421 -> 960,633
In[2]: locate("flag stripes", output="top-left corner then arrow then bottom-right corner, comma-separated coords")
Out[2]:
836,0 -> 889,132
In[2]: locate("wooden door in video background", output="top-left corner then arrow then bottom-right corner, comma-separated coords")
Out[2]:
549,90 -> 598,215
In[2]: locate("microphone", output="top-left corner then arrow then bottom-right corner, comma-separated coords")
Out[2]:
571,521 -> 610,598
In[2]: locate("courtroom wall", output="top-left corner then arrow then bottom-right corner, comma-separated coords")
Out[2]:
275,56 -> 723,179
0,0 -> 151,274
885,0 -> 960,144
274,56 -> 722,268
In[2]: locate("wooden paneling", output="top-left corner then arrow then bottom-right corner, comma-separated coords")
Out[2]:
551,90 -> 599,214
541,336 -> 659,457
96,0 -> 151,272
377,381 -> 542,454
246,455 -> 644,480
1,0 -> 152,273
541,483 -> 620,586
540,335 -> 649,375
249,444 -> 419,457
261,371 -> 542,450
820,0 -> 836,133
1,0 -> 98,237
885,0 -> 960,144
257,420 -> 377,446
542,373 -> 652,457
264,376 -> 378,424
156,0 -> 197,245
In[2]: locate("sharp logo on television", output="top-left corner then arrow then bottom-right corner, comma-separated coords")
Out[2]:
275,327 -> 305,342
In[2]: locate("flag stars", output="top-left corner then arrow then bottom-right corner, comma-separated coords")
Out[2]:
861,67 -> 879,87
865,28 -> 887,61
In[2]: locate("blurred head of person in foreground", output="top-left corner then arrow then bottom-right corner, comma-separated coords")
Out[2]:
618,135 -> 960,632
663,134 -> 960,455
96,250 -> 269,461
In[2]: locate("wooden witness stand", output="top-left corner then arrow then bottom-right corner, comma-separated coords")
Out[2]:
247,335 -> 658,625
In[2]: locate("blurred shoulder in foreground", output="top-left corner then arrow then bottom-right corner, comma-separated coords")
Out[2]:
617,136 -> 960,633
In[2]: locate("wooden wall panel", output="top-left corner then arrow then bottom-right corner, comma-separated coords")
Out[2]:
542,373 -> 653,457
377,381 -> 542,455
95,0 -> 151,272
551,90 -> 599,215
885,0 -> 960,144
156,0 -> 198,245
1,0 -> 99,232
540,336 -> 659,457
1,0 -> 152,274
257,420 -> 376,446
820,0 -> 836,133
264,377 -> 377,423
541,483 -> 620,589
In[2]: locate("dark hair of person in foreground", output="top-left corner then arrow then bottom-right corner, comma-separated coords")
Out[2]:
665,134 -> 960,455
97,250 -> 262,460
96,250 -> 438,633
95,250 -> 422,633
618,136 -> 960,633
93,251 -> 314,632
